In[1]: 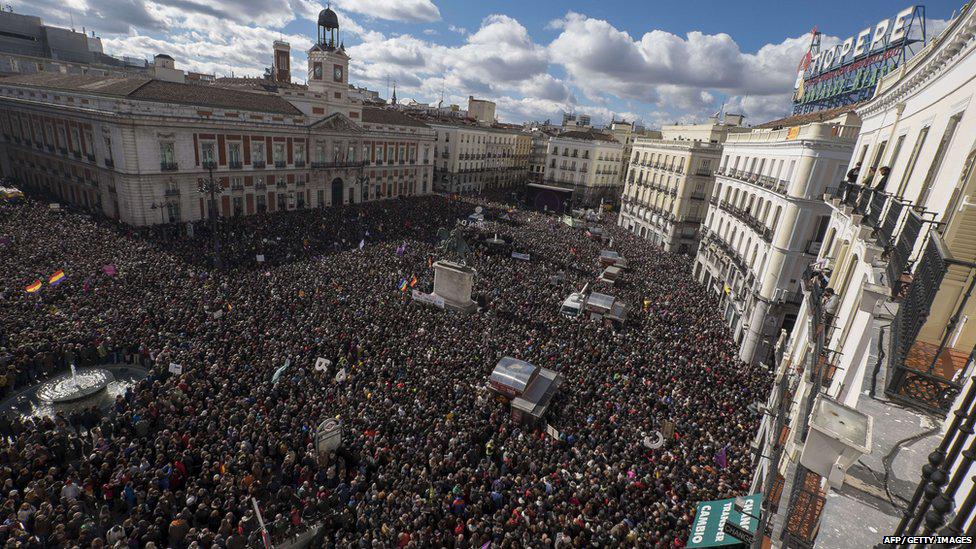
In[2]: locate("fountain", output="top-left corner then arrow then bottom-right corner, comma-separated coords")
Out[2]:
35,364 -> 114,404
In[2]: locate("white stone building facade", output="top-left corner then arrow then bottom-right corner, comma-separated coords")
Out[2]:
618,138 -> 721,255
429,121 -> 526,194
694,119 -> 859,366
0,9 -> 435,226
544,130 -> 624,207
747,7 -> 976,546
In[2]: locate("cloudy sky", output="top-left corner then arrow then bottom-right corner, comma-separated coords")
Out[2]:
16,0 -> 958,126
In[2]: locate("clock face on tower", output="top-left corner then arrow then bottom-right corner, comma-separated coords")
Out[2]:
333,65 -> 343,82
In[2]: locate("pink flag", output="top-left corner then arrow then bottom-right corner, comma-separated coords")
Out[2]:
102,264 -> 117,277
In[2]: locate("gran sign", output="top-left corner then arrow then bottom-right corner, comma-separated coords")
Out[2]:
805,6 -> 918,79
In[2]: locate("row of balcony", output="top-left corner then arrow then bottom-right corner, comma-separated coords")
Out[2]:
158,159 -> 389,172
20,160 -> 99,187
371,158 -> 419,166
718,200 -> 774,243
630,180 -> 678,197
715,167 -> 789,195
6,133 -> 112,168
621,198 -> 676,225
701,228 -> 750,278
831,181 -> 923,285
456,166 -> 528,174
630,161 -> 684,174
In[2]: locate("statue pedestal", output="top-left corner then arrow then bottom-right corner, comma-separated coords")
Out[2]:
433,260 -> 478,314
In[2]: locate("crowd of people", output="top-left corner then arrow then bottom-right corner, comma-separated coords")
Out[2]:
0,193 -> 770,548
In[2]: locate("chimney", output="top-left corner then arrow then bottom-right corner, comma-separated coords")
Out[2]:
273,41 -> 291,83
725,113 -> 745,126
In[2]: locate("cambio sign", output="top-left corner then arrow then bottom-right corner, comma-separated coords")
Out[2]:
805,6 -> 917,79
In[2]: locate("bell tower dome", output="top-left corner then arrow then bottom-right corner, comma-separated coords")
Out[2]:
317,6 -> 340,49
306,4 -> 358,119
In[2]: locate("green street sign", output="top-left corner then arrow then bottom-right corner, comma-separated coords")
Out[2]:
686,493 -> 761,548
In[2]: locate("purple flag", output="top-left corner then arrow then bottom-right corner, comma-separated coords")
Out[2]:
102,264 -> 117,277
714,444 -> 729,469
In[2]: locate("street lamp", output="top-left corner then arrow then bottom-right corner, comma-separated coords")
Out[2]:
197,161 -> 222,269
149,202 -> 165,225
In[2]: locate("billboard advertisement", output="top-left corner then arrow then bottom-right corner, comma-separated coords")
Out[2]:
792,6 -> 926,115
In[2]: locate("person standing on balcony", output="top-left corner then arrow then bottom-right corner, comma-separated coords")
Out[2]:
861,166 -> 877,186
846,162 -> 861,184
822,288 -> 840,331
874,166 -> 890,191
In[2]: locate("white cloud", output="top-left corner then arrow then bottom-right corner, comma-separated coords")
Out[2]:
347,14 -> 548,101
723,95 -> 793,126
331,0 -> 440,23
546,12 -> 836,122
448,24 -> 467,35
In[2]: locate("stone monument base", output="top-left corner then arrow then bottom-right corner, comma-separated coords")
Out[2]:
433,260 -> 478,314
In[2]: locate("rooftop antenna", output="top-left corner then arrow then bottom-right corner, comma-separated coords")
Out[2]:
70,11 -> 75,32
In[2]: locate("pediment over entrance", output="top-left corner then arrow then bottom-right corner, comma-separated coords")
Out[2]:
310,112 -> 365,134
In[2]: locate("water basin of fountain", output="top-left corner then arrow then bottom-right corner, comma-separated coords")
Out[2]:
36,367 -> 114,404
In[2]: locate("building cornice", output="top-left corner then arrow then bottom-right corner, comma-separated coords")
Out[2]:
859,4 -> 976,118
0,96 -> 424,139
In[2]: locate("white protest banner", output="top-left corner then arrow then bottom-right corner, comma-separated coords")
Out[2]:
511,252 -> 531,261
411,289 -> 445,309
168,363 -> 183,375
314,357 -> 331,372
545,424 -> 560,439
256,254 -> 265,263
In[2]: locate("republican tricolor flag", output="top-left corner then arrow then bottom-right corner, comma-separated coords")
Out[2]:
48,270 -> 66,286
25,280 -> 42,293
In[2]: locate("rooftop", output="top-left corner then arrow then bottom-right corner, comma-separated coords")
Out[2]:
361,106 -> 430,128
755,105 -> 860,130
558,130 -> 619,143
724,120 -> 860,144
410,112 -> 524,133
211,77 -> 307,93
0,73 -> 303,115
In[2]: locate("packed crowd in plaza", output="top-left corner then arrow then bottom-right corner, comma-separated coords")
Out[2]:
0,193 -> 769,548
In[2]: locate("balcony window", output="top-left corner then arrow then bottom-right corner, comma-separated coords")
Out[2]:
201,142 -> 216,167
104,136 -> 114,166
160,142 -> 176,170
295,143 -> 306,165
252,142 -> 265,164
70,128 -> 81,154
228,143 -> 242,168
273,143 -> 286,166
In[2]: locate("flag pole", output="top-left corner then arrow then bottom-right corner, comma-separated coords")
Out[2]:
251,497 -> 272,549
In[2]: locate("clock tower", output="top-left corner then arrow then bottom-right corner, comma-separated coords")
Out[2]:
307,6 -> 359,119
